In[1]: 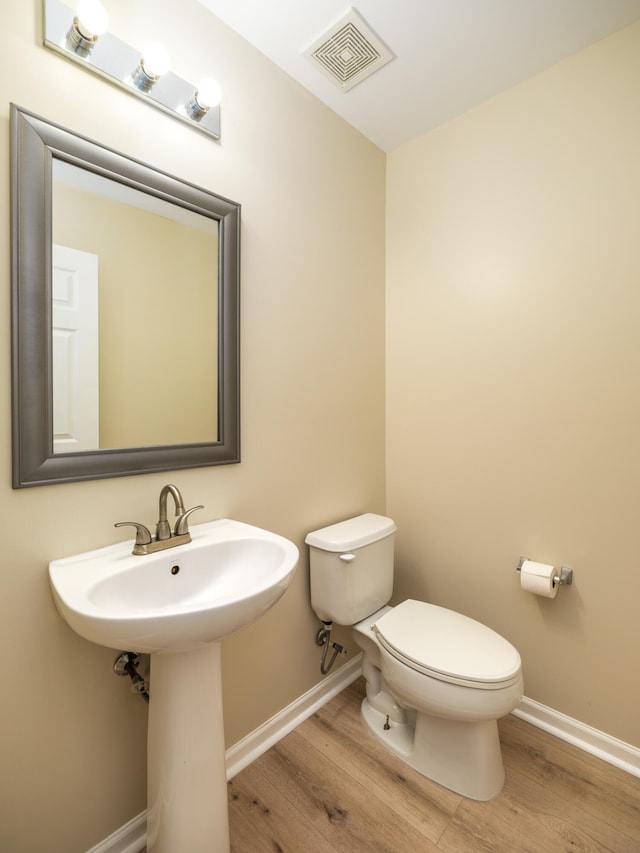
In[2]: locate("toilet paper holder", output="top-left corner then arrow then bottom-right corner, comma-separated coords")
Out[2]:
516,556 -> 573,587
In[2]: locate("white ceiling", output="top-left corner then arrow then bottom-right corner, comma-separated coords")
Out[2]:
197,0 -> 640,151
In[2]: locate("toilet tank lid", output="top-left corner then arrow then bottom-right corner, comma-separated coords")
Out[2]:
305,513 -> 397,551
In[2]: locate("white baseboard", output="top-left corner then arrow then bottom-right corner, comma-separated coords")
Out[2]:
225,653 -> 364,779
89,661 -> 640,851
513,697 -> 640,779
86,811 -> 146,853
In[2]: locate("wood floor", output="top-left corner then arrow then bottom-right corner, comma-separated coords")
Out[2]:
227,677 -> 640,852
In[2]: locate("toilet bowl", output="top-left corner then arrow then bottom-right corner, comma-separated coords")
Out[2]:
306,514 -> 524,801
353,600 -> 523,800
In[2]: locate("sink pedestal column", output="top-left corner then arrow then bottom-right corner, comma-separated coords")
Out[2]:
147,643 -> 230,853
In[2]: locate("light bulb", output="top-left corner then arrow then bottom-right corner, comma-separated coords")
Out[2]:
185,77 -> 222,120
131,43 -> 170,92
142,43 -> 170,79
195,78 -> 222,110
76,0 -> 108,39
66,0 -> 108,55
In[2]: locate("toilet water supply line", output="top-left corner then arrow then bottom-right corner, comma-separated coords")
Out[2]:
316,622 -> 347,674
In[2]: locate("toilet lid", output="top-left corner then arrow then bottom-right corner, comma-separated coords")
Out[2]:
373,600 -> 521,685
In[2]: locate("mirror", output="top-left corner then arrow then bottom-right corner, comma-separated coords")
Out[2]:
51,159 -> 219,451
11,104 -> 240,487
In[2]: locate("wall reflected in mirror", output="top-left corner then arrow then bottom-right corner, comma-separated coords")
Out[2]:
51,161 -> 219,452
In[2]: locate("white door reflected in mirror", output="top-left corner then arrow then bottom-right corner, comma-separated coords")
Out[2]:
52,244 -> 99,453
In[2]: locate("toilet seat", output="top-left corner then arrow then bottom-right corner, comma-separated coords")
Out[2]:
373,599 -> 522,690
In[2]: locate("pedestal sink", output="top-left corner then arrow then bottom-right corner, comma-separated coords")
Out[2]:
49,518 -> 299,852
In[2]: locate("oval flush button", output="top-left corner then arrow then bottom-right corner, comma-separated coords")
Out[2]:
339,553 -> 356,562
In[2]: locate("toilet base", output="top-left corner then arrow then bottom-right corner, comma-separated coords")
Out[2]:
360,697 -> 506,801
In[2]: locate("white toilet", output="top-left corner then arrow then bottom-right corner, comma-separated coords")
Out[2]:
306,513 -> 523,801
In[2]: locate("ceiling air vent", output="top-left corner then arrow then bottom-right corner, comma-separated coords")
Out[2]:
303,8 -> 394,92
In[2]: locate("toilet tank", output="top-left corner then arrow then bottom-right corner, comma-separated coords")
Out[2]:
305,513 -> 397,625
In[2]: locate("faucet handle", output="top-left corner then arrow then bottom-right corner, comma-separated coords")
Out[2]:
174,505 -> 204,536
114,522 -> 153,545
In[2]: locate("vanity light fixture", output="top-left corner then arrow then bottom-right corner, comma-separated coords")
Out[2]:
43,0 -> 221,140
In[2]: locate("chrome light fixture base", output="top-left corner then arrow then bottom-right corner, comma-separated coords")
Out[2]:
65,16 -> 97,57
43,0 -> 221,141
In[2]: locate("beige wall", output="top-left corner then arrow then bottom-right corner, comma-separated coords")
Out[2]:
4,3 -> 639,850
0,3 -> 385,851
387,22 -> 640,748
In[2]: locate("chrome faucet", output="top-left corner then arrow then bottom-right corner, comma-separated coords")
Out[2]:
115,484 -> 204,555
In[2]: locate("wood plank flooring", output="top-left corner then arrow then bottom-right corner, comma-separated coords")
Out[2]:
227,677 -> 640,852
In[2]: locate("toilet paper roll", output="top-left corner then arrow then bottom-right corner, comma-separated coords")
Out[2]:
520,559 -> 557,599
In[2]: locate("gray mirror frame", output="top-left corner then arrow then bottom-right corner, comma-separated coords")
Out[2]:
10,104 -> 240,487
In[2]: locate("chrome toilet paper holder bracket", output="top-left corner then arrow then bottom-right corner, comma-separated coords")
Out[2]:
516,556 -> 573,587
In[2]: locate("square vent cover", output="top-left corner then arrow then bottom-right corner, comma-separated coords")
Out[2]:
303,8 -> 394,92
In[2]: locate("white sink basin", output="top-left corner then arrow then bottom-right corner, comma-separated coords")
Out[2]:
49,518 -> 299,654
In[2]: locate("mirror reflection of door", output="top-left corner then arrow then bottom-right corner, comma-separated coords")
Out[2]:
52,245 -> 99,453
